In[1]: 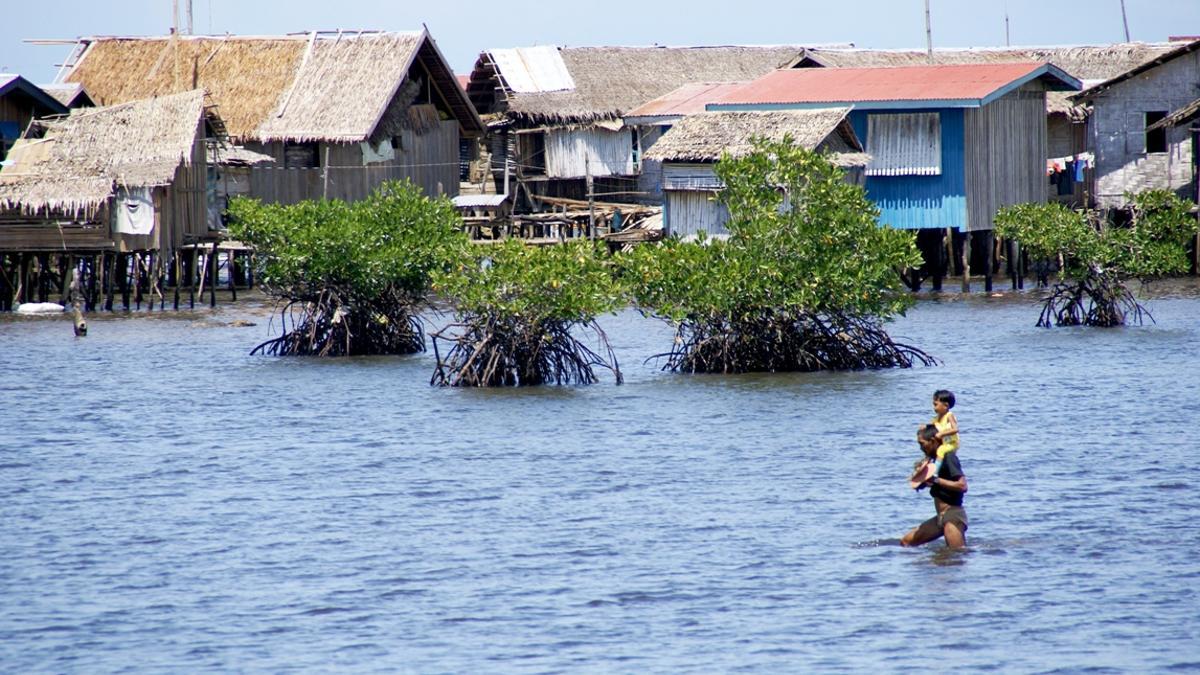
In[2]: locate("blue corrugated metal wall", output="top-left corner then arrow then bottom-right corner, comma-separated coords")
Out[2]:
849,109 -> 967,231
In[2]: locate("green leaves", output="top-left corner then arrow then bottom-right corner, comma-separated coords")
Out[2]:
227,180 -> 469,304
995,190 -> 1199,281
620,138 -> 920,324
434,239 -> 626,324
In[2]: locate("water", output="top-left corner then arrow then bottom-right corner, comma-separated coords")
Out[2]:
2,282 -> 1199,672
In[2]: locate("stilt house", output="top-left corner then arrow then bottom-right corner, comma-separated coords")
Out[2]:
463,45 -> 813,209
63,30 -> 483,205
0,75 -> 68,162
709,62 -> 1081,287
642,108 -> 867,238
0,89 -> 211,252
1070,39 -> 1200,208
789,43 -> 1181,205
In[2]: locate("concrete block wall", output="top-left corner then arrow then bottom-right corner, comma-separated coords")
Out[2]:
1089,50 -> 1199,208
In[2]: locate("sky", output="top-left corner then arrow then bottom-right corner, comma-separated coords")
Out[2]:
3,0 -> 1199,83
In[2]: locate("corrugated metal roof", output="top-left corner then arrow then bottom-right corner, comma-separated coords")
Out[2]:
712,62 -> 1077,108
489,46 -> 575,93
626,82 -> 747,118
452,194 -> 509,208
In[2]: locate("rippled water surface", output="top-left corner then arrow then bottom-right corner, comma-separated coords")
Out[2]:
2,282 -> 1199,672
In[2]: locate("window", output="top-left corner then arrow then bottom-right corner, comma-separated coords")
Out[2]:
284,142 -> 320,169
866,112 -> 942,176
1145,111 -> 1168,154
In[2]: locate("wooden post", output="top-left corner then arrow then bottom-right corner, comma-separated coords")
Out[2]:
37,254 -> 50,302
133,252 -> 143,310
586,156 -> 595,240
209,242 -> 218,308
104,252 -> 115,311
189,245 -> 198,309
227,249 -> 237,302
983,230 -> 994,293
959,230 -> 971,293
18,253 -> 31,305
119,253 -> 131,310
173,251 -> 182,310
0,254 -> 11,311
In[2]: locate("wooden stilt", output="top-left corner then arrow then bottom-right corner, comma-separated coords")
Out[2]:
104,252 -> 115,311
133,252 -> 144,310
960,230 -> 972,293
227,250 -> 237,302
209,242 -> 218,308
189,246 -> 197,309
18,253 -> 31,305
119,253 -> 131,310
0,254 -> 12,311
173,251 -> 181,310
983,231 -> 994,293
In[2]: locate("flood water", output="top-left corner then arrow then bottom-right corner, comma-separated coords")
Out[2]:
2,281 -> 1199,672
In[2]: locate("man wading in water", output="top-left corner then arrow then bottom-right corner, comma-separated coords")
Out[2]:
902,424 -> 968,549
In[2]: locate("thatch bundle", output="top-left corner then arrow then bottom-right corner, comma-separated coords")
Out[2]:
644,109 -> 868,166
488,46 -> 807,125
0,89 -> 205,216
795,43 -> 1181,118
257,32 -> 422,143
64,31 -> 477,144
67,36 -> 303,141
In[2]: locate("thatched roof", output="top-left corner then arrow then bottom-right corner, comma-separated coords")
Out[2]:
471,45 -> 809,125
65,30 -> 482,143
793,43 -> 1181,117
0,90 -> 206,216
644,108 -> 868,166
1073,39 -> 1200,101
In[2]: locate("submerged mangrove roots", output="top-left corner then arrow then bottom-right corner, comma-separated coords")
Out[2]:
1037,271 -> 1150,328
252,289 -> 424,356
430,315 -> 622,387
654,311 -> 937,374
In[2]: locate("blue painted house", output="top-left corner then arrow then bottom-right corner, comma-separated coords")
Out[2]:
708,62 -> 1082,287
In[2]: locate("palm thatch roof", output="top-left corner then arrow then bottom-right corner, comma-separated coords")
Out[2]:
64,30 -> 482,143
644,108 -> 868,166
1073,39 -> 1200,101
792,43 -> 1181,117
469,45 -> 811,125
0,90 -> 206,216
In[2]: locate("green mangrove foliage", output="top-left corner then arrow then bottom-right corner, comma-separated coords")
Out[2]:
227,180 -> 469,356
995,190 -> 1198,327
620,138 -> 933,373
430,239 -> 625,386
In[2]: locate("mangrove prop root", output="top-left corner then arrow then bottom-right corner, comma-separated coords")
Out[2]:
1037,272 -> 1151,328
649,311 -> 938,374
251,288 -> 425,357
430,315 -> 622,387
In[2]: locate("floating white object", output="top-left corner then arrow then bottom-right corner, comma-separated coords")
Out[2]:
15,302 -> 65,314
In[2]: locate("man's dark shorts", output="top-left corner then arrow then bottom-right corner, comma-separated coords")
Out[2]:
923,506 -> 968,533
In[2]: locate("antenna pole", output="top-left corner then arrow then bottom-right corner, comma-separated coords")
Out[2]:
924,0 -> 934,62
1119,0 -> 1131,42
186,0 -> 193,35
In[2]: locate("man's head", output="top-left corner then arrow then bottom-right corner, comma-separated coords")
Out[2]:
917,424 -> 939,457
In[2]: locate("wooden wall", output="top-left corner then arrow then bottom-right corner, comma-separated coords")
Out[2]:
545,127 -> 635,179
964,88 -> 1048,232
245,120 -> 461,205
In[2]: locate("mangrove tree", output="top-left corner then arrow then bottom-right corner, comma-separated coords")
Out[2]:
620,138 -> 933,373
228,180 -> 469,356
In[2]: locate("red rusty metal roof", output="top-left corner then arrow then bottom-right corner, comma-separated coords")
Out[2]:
712,62 -> 1060,107
626,82 -> 748,118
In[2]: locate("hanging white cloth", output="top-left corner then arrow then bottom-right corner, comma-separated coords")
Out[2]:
113,187 -> 154,235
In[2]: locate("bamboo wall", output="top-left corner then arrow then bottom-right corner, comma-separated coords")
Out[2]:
245,120 -> 461,205
545,127 -> 635,179
964,88 -> 1048,232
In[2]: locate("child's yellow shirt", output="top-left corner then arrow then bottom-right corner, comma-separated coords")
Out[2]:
934,413 -> 959,459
